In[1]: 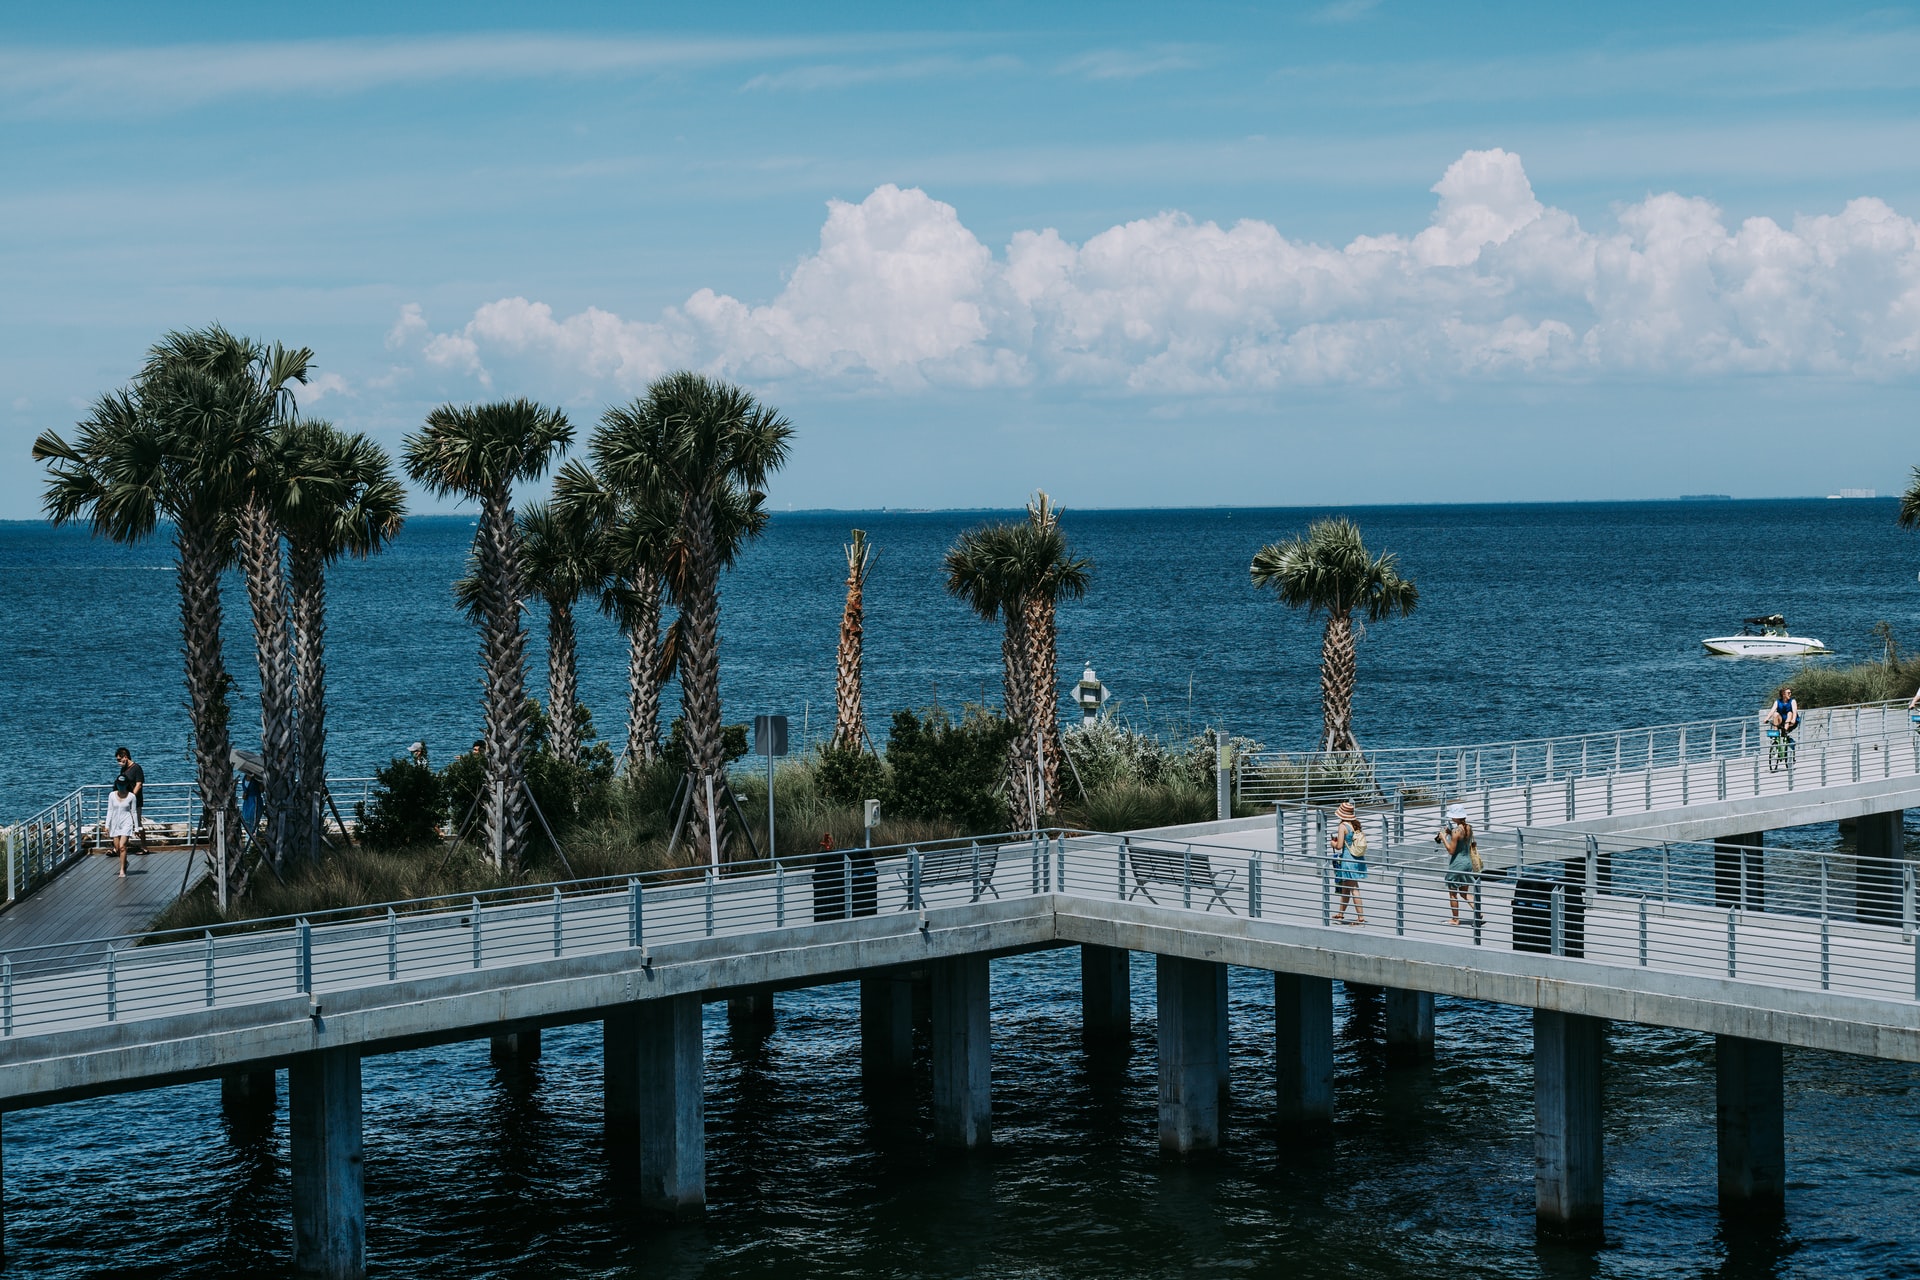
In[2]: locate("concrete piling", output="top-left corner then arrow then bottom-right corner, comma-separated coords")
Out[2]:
488,1029 -> 541,1068
631,995 -> 705,1217
1714,831 -> 1768,910
221,1068 -> 278,1127
1273,973 -> 1333,1132
1080,944 -> 1131,1044
1533,1010 -> 1604,1239
860,975 -> 914,1085
930,955 -> 992,1147
1384,988 -> 1435,1065
1156,955 -> 1224,1153
727,991 -> 776,1038
289,1048 -> 365,1280
603,1009 -> 640,1163
1716,1035 -> 1785,1215
1855,810 -> 1904,925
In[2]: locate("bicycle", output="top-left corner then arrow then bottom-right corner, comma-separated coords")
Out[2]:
1766,726 -> 1795,773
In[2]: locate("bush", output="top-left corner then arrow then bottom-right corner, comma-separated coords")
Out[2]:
662,718 -> 750,776
814,743 -> 887,808
437,701 -> 617,856
354,757 -> 445,850
1065,779 -> 1215,832
884,706 -> 1017,831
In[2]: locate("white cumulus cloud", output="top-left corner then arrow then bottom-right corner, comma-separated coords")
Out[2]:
388,149 -> 1920,397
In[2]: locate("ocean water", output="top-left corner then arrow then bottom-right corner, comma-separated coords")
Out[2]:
3,499 -> 1919,1278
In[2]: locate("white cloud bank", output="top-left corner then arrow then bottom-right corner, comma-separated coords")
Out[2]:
390,149 -> 1920,396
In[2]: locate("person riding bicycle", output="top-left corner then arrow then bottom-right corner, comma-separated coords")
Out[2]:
1767,685 -> 1800,746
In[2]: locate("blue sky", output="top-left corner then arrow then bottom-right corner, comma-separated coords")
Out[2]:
5,1 -> 1919,517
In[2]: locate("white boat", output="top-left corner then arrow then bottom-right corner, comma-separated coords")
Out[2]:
1702,615 -> 1832,657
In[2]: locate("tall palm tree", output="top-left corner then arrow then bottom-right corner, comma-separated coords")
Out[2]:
1898,467 -> 1920,530
944,521 -> 1036,818
404,399 -> 572,869
591,374 -> 791,854
833,529 -> 876,752
1018,493 -> 1091,806
1251,516 -> 1418,753
518,497 -> 610,765
276,420 -> 406,813
33,374 -> 247,894
143,326 -> 313,864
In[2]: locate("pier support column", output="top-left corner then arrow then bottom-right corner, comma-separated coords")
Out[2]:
603,1010 -> 639,1163
931,955 -> 992,1147
489,1029 -> 541,1068
1533,1010 -> 1604,1240
289,1048 -> 364,1280
1716,1036 -> 1785,1216
1855,810 -> 1903,925
1157,955 -> 1224,1154
1081,944 -> 1131,1044
1273,973 -> 1333,1132
1714,831 -> 1767,910
627,995 -> 704,1217
727,991 -> 776,1037
221,1068 -> 278,1127
861,975 -> 914,1085
1384,988 -> 1435,1065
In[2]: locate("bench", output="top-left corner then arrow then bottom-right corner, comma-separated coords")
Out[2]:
893,841 -> 1002,907
1123,840 -> 1237,914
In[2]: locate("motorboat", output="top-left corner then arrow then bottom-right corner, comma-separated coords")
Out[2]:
1702,615 -> 1831,658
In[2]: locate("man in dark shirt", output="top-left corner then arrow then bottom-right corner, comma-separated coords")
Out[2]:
114,747 -> 145,831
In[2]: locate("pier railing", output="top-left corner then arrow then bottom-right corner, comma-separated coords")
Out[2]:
1243,700 -> 1918,817
4,821 -> 1916,1043
3,776 -> 380,908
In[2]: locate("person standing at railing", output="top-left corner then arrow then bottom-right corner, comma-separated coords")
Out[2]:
1437,803 -> 1478,926
103,778 -> 139,877
113,746 -> 145,841
1330,801 -> 1369,925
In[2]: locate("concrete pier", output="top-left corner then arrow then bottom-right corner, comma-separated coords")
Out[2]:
1855,810 -> 1903,925
1157,954 -> 1224,1153
1714,832 -> 1767,910
1533,1010 -> 1604,1239
289,1048 -> 364,1280
860,975 -> 914,1085
622,996 -> 704,1217
221,1068 -> 278,1126
1080,944 -> 1131,1043
930,955 -> 992,1148
727,991 -> 776,1037
1273,973 -> 1333,1132
488,1029 -> 541,1068
1716,1035 -> 1785,1215
603,1010 -> 639,1162
1384,988 -> 1435,1065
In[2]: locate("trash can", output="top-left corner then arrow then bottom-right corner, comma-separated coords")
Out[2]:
812,852 -> 848,922
1511,870 -> 1586,958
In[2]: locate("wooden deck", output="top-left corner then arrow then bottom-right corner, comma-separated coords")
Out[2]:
0,847 -> 203,951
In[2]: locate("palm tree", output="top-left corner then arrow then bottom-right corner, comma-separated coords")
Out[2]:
944,521 -> 1035,818
1898,467 -> 1920,530
518,497 -> 610,765
143,326 -> 313,864
276,420 -> 406,815
1018,494 -> 1091,807
403,399 -> 573,869
590,374 -> 791,855
833,529 -> 876,752
33,374 -> 247,895
1250,516 -> 1418,753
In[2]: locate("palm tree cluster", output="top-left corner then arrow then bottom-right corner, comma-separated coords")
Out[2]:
943,492 -> 1092,822
34,326 -> 406,895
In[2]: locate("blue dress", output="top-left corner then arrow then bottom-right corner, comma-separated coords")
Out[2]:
1334,828 -> 1368,882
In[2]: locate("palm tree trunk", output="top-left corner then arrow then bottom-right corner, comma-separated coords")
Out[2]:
676,493 -> 727,858
624,569 -> 663,772
1001,605 -> 1035,825
1025,594 -> 1062,812
547,597 -> 580,765
237,493 -> 299,864
1320,610 -> 1359,753
477,483 -> 533,868
833,536 -> 867,751
288,538 -> 328,819
176,518 -> 240,891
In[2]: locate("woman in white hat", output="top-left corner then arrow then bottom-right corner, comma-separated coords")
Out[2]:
1438,802 -> 1477,925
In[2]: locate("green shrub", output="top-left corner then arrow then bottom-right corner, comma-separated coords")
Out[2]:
1065,779 -> 1215,832
884,706 -> 1017,831
354,757 -> 445,850
662,718 -> 749,776
814,743 -> 887,808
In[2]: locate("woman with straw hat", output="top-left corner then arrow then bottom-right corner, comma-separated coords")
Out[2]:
1438,802 -> 1477,926
1330,800 -> 1368,925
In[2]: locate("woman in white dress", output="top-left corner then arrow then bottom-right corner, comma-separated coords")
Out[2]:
104,779 -> 138,878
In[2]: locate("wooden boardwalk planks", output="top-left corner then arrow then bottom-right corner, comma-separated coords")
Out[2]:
0,848 -> 203,951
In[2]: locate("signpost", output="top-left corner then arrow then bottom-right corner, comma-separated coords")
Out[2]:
754,715 -> 789,862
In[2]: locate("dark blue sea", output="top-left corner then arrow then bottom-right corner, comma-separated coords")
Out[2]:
3,499 -> 1918,1278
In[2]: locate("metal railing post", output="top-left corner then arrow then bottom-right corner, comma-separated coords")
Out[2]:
1606,773 -> 1613,816
1585,834 -> 1599,897
1249,857 -> 1262,918
1516,828 -> 1526,871
205,932 -> 216,1006
843,852 -> 853,919
1718,759 -> 1727,801
297,919 -> 313,993
1638,898 -> 1647,966
1321,861 -> 1331,926
1549,886 -> 1565,957
471,897 -> 483,968
1525,783 -> 1533,826
106,948 -> 117,1022
776,864 -> 787,926
1055,834 -> 1066,893
5,826 -> 14,904
1726,908 -> 1737,977
1112,838 -> 1123,901
629,878 -> 644,948
1395,872 -> 1405,936
1565,774 -> 1575,821
386,908 -> 398,981
2,956 -> 11,1035
706,869 -> 716,937
552,885 -> 564,957
1182,846 -> 1193,910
